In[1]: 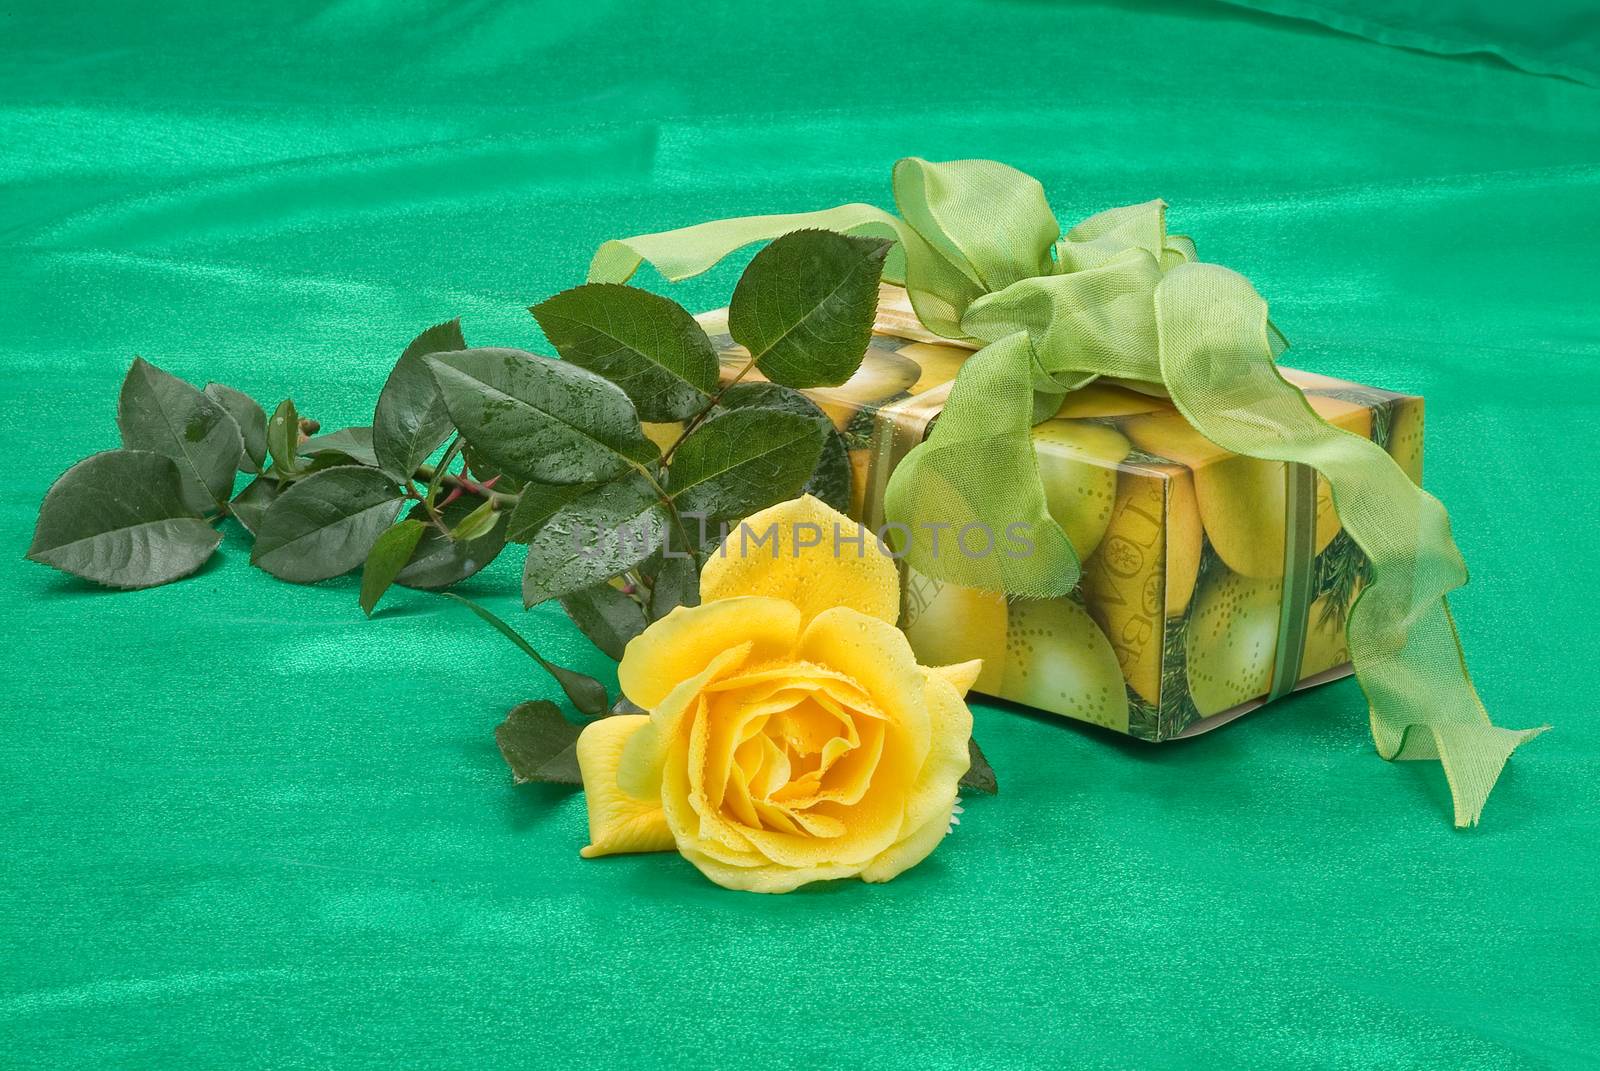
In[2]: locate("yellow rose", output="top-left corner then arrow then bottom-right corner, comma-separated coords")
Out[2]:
576,495 -> 980,894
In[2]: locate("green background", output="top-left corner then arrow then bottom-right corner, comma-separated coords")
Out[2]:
4,1 -> 1597,1067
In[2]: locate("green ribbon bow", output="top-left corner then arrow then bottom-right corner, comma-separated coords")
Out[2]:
589,157 -> 1545,827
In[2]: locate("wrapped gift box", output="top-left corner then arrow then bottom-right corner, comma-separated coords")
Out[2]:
693,287 -> 1423,741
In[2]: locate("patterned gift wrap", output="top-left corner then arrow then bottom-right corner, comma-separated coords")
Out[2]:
692,287 -> 1423,741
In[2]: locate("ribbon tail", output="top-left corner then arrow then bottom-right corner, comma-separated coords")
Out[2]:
1154,262 -> 1546,827
587,204 -> 907,285
882,331 -> 1081,597
1377,599 -> 1548,826
1392,719 -> 1548,828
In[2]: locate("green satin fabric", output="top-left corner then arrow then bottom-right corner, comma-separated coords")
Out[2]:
589,160 -> 1544,826
1217,0 -> 1600,85
5,0 -> 1599,1067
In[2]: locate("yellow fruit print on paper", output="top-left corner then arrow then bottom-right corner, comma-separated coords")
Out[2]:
1002,597 -> 1129,733
901,568 -> 1008,696
698,302 -> 1423,742
1184,568 -> 1285,718
1031,420 -> 1131,561
1080,465 -> 1202,707
1079,469 -> 1166,706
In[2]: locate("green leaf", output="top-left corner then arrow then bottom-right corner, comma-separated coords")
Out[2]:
560,582 -> 648,660
463,442 -> 524,495
267,398 -> 305,477
27,449 -> 221,589
204,382 -> 268,474
229,476 -> 282,536
715,381 -> 852,512
504,480 -> 598,543
394,496 -> 508,590
449,498 -> 501,543
804,432 -> 853,512
360,519 -> 426,616
638,509 -> 702,620
427,347 -> 658,485
521,471 -> 668,607
531,283 -> 719,422
495,700 -> 584,785
441,593 -> 609,716
960,736 -> 998,795
667,407 -> 825,520
424,436 -> 464,510
117,357 -> 243,512
647,551 -> 699,620
301,426 -> 378,468
728,229 -> 890,388
373,319 -> 467,482
251,465 -> 404,583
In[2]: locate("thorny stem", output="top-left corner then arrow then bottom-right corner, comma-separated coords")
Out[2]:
395,437 -> 511,539
627,461 -> 697,560
412,462 -> 520,511
279,403 -> 703,553
661,356 -> 756,465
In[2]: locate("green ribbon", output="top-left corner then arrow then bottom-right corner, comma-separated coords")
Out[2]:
1270,462 -> 1319,704
588,157 -> 1545,827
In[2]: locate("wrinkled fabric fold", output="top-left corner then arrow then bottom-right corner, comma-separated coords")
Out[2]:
1213,0 -> 1600,87
588,156 -> 1545,826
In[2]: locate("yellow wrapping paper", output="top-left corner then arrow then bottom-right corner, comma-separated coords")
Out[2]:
693,287 -> 1422,741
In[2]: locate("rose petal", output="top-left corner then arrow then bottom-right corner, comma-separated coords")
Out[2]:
733,813 -> 899,872
576,715 -> 675,859
663,723 -> 762,866
699,495 -> 900,626
618,643 -> 752,800
928,658 -> 985,698
860,803 -> 956,884
618,596 -> 800,710
809,716 -> 886,806
898,669 -> 974,835
678,843 -> 865,894
699,689 -> 778,813
798,606 -> 933,762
